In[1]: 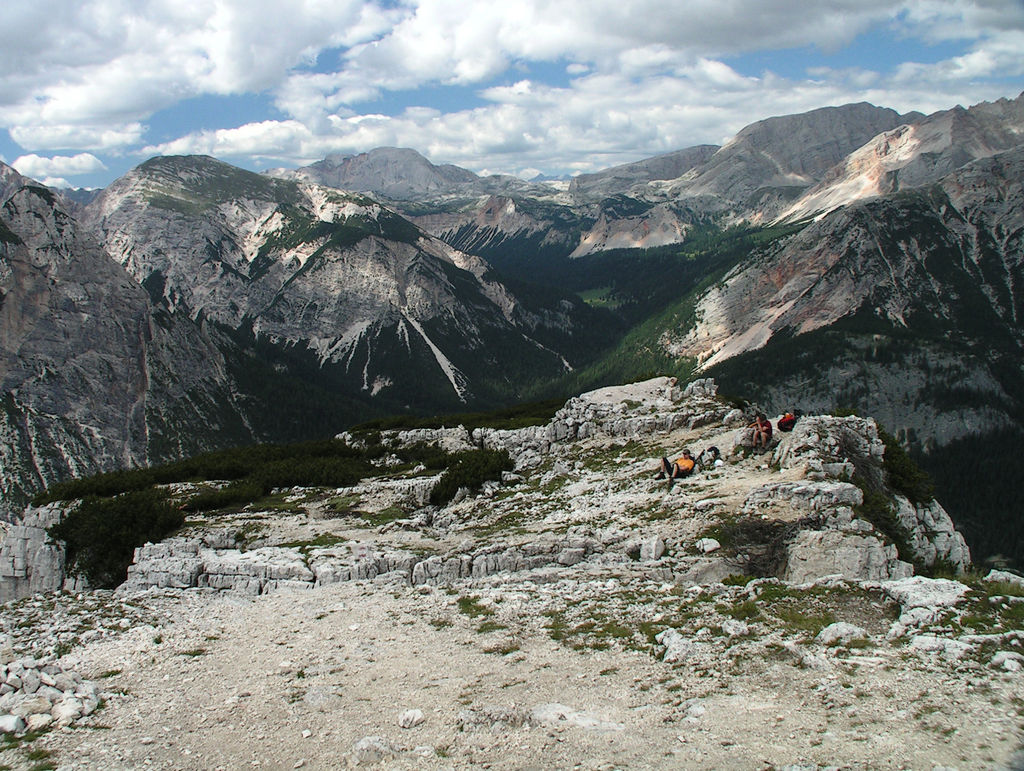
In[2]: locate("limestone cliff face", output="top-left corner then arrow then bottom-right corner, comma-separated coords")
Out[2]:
671,146 -> 1024,369
0,163 -> 257,518
780,93 -> 1024,221
0,165 -> 151,514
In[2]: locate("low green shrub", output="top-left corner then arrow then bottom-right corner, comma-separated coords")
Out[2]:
182,480 -> 266,512
878,428 -> 935,504
351,398 -> 565,433
429,449 -> 514,506
49,489 -> 184,588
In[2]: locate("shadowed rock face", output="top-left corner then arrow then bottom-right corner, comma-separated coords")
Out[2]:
0,166 -> 152,513
0,163 -> 265,518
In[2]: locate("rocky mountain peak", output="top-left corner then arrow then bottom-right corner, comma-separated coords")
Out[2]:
779,91 -> 1024,221
272,146 -> 480,200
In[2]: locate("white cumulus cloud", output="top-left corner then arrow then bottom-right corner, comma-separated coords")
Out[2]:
0,0 -> 1020,181
11,152 -> 107,180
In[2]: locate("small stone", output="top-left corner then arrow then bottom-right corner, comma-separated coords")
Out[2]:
0,714 -> 25,734
639,537 -> 665,561
25,713 -> 53,732
12,696 -> 51,719
695,538 -> 721,554
301,729 -> 312,739
398,709 -> 425,729
21,670 -> 40,694
352,736 -> 394,765
721,619 -> 749,637
817,622 -> 869,647
51,697 -> 84,726
991,652 -> 1024,672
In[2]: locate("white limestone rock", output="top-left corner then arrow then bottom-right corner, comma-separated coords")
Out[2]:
817,622 -> 869,646
351,736 -> 395,765
398,708 -> 425,729
785,530 -> 911,583
530,703 -> 624,731
722,619 -> 750,637
991,652 -> 1024,672
882,576 -> 971,637
909,635 -> 974,660
639,536 -> 666,561
694,538 -> 720,554
656,628 -> 710,663
985,570 -> 1024,589
25,712 -> 52,732
742,480 -> 862,518
0,504 -> 73,602
894,496 -> 970,572
0,714 -> 25,734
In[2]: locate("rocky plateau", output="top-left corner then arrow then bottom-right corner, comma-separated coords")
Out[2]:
0,378 -> 1019,769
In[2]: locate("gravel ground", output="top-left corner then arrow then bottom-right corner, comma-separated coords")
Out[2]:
2,574 -> 1020,771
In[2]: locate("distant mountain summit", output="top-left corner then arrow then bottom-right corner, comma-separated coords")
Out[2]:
269,147 -> 552,204
779,93 -> 1024,221
273,147 -> 478,200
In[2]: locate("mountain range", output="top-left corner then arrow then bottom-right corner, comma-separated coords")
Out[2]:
1,90 -> 1022,565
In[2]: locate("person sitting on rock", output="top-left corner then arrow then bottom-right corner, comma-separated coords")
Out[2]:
749,413 -> 773,450
657,449 -> 695,481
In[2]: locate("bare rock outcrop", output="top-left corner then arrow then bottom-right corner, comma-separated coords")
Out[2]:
0,505 -> 81,602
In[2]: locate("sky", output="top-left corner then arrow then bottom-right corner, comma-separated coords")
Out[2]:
1,0 -> 1022,189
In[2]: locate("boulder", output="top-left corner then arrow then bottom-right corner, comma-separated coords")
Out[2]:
882,576 -> 971,637
352,736 -> 395,765
656,628 -> 710,663
816,622 -> 869,646
785,530 -> 912,583
985,570 -> 1024,589
694,538 -> 721,554
0,504 -> 73,602
894,497 -> 970,572
639,537 -> 665,561
0,714 -> 25,734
